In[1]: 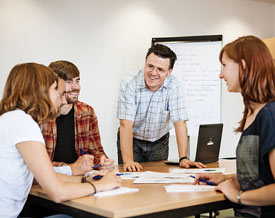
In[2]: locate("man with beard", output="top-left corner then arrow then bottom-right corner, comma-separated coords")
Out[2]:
42,60 -> 114,176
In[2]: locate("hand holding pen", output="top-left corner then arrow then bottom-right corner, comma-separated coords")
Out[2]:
85,170 -> 122,192
192,174 -> 228,186
80,148 -> 100,168
190,175 -> 217,186
68,149 -> 95,176
99,155 -> 115,171
92,173 -> 124,180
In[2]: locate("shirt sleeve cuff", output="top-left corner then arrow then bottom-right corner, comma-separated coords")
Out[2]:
53,165 -> 72,176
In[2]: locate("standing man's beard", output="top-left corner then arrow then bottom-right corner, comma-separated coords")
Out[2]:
66,89 -> 80,104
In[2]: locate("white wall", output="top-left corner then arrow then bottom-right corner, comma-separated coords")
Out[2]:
0,0 -> 274,162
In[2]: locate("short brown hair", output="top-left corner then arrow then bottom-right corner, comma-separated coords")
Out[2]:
49,60 -> 80,80
0,63 -> 58,125
220,36 -> 275,132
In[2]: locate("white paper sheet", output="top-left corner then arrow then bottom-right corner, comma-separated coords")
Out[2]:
165,185 -> 215,192
93,187 -> 139,198
133,177 -> 193,184
141,171 -> 190,178
84,171 -> 143,180
171,168 -> 225,174
119,172 -> 144,180
133,171 -> 194,184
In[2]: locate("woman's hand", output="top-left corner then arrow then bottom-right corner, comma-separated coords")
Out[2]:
89,170 -> 122,192
215,178 -> 240,203
193,174 -> 228,185
100,156 -> 115,171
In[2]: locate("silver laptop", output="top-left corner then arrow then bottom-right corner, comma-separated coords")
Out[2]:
195,123 -> 223,164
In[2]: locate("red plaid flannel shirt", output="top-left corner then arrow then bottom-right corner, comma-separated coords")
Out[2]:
42,101 -> 107,166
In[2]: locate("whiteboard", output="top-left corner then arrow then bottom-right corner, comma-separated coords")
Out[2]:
154,36 -> 222,136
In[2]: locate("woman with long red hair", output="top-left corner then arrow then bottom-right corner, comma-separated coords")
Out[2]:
194,36 -> 275,218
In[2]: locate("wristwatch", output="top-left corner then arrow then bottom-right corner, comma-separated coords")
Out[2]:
179,156 -> 190,162
237,190 -> 243,204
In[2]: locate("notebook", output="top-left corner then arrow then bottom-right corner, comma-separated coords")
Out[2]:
165,123 -> 223,164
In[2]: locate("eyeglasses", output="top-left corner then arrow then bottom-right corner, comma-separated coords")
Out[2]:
145,65 -> 169,74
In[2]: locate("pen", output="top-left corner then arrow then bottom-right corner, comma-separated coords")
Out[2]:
93,173 -> 124,180
80,149 -> 100,168
204,169 -> 216,171
93,164 -> 102,168
190,175 -> 217,186
80,148 -> 85,155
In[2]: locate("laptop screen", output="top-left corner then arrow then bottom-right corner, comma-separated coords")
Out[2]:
195,124 -> 223,164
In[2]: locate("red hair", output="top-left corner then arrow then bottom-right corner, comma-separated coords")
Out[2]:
220,36 -> 275,132
0,63 -> 58,125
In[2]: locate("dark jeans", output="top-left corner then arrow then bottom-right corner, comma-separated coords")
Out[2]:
233,211 -> 258,218
117,129 -> 169,164
19,196 -> 73,218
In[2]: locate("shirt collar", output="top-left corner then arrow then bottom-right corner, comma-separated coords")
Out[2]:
137,69 -> 146,89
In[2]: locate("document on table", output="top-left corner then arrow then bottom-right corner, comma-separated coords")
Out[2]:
134,177 -> 193,184
171,168 -> 225,174
133,171 -> 194,184
84,171 -> 143,180
165,185 -> 215,192
119,172 -> 144,180
93,187 -> 139,198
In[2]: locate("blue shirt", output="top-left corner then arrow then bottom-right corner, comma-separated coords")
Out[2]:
117,69 -> 188,142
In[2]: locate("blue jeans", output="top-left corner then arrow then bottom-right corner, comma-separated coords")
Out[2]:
117,129 -> 169,164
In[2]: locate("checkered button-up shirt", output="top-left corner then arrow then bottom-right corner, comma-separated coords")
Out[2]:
117,69 -> 188,142
42,101 -> 107,166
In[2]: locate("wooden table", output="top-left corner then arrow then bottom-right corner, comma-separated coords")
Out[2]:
29,159 -> 236,218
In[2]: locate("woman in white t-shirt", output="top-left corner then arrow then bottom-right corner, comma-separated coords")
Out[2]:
0,63 -> 122,218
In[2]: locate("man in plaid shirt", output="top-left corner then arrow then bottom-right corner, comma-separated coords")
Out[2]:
42,60 -> 114,176
117,44 -> 206,172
